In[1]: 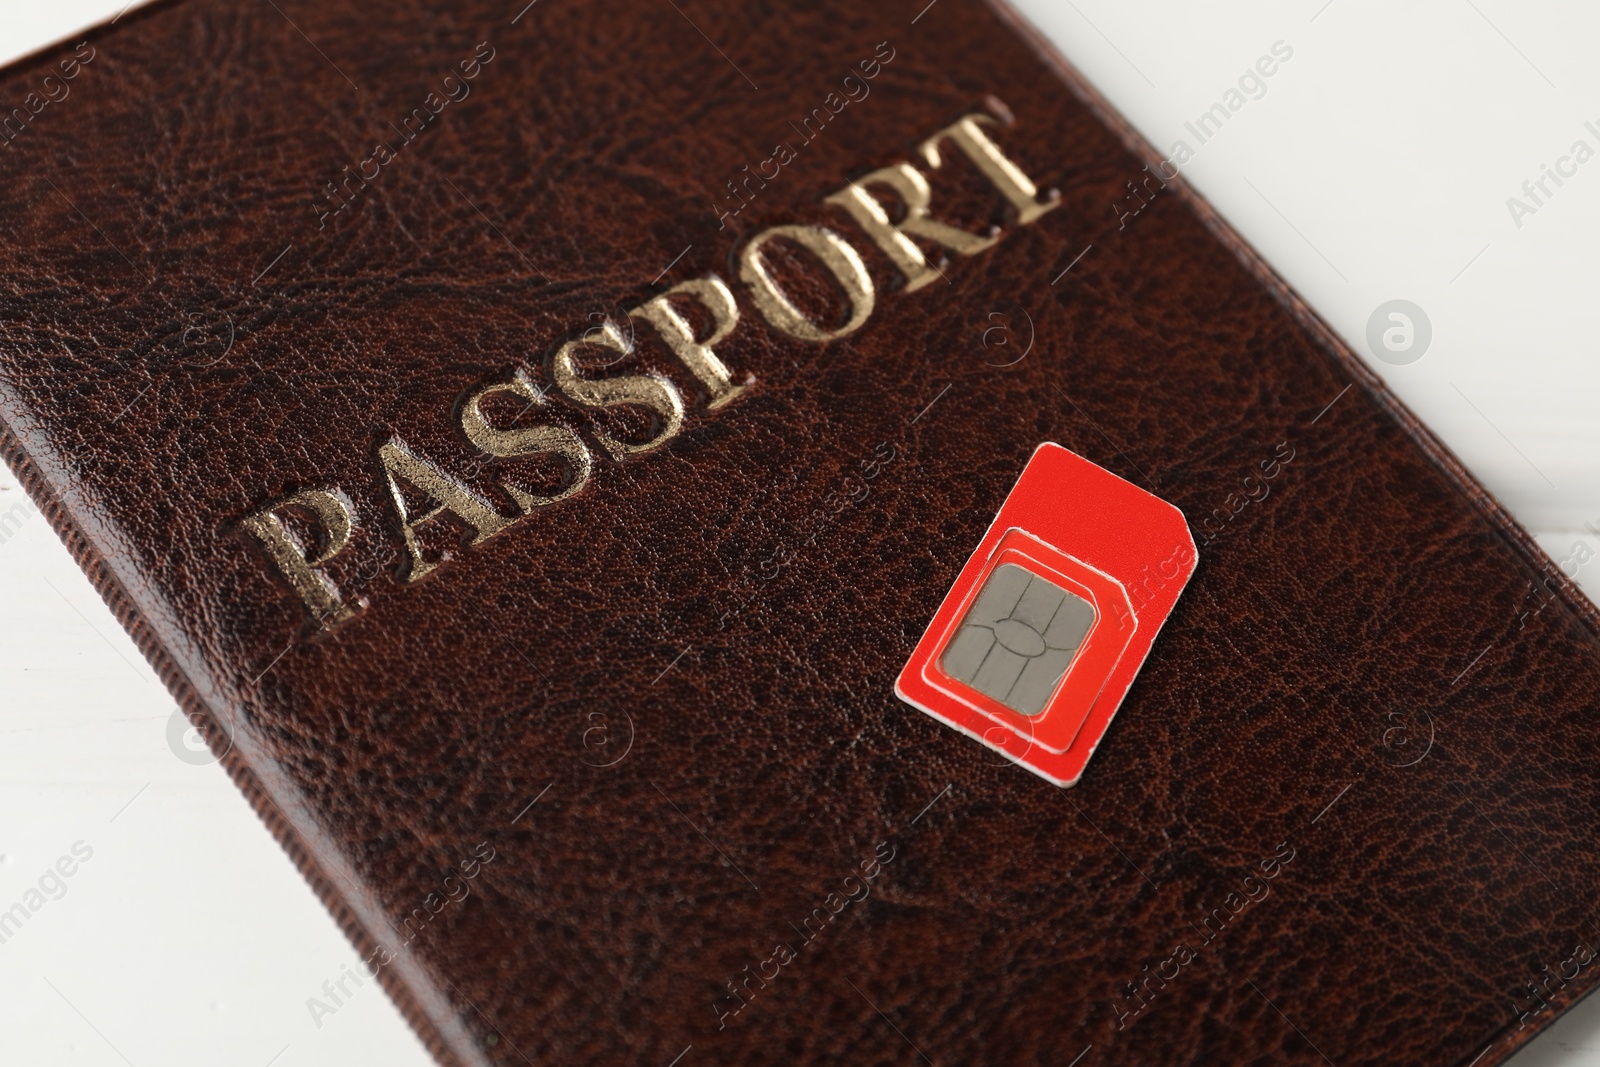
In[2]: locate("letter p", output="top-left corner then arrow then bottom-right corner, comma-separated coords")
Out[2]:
242,488 -> 360,627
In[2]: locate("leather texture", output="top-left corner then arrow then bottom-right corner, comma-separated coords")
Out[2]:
3,2 -> 1599,1065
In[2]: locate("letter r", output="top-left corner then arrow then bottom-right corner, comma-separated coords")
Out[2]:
825,162 -> 998,291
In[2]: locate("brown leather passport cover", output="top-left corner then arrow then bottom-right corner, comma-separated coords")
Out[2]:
4,2 -> 1599,1064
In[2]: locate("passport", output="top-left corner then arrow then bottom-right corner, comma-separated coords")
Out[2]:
3,1 -> 1599,1064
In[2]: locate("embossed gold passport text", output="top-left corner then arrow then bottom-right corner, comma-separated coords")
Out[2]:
244,108 -> 1059,627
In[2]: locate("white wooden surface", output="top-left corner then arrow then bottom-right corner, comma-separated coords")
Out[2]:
3,1 -> 1599,1064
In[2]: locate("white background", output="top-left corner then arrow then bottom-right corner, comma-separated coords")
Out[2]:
3,0 -> 1599,1064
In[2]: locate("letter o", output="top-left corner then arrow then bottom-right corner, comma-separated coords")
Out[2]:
739,224 -> 875,342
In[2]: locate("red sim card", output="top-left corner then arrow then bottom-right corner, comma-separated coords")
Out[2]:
895,443 -> 1197,787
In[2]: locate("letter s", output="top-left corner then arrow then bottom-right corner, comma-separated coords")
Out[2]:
460,368 -> 594,511
75,41 -> 97,63
551,321 -> 685,459
71,840 -> 94,862
472,841 -> 497,863
1271,39 -> 1293,61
